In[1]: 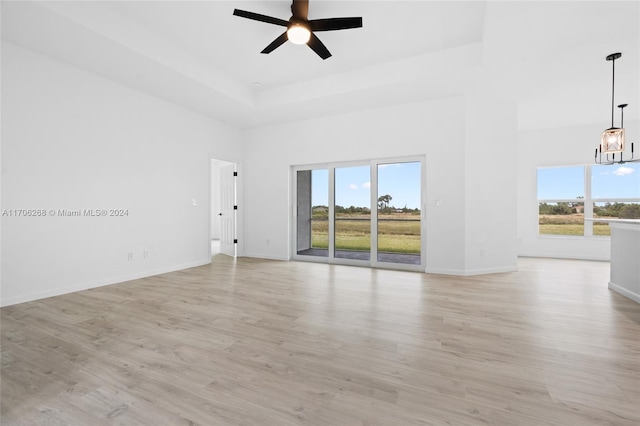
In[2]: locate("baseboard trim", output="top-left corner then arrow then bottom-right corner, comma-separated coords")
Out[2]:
0,259 -> 212,307
608,281 -> 640,304
518,252 -> 609,261
241,253 -> 290,262
425,265 -> 517,276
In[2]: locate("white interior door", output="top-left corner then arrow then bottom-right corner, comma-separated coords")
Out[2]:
220,163 -> 236,257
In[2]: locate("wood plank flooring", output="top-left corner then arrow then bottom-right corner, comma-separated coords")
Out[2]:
1,256 -> 639,425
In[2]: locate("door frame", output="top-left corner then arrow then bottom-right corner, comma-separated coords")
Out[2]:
210,158 -> 238,259
291,155 -> 426,272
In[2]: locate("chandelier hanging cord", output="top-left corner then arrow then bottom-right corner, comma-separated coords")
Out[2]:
608,53 -> 621,129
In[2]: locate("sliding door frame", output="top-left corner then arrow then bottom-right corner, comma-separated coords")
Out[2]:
292,164 -> 330,264
370,156 -> 426,272
331,160 -> 372,268
292,156 -> 426,272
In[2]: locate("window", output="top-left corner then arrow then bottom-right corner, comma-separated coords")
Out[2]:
537,166 -> 584,236
537,164 -> 640,236
592,163 -> 640,235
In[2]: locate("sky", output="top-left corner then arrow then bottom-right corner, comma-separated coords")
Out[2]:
537,163 -> 640,200
309,161 -> 639,208
311,162 -> 421,209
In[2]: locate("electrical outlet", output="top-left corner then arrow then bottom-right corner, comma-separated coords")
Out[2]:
127,250 -> 134,261
143,249 -> 149,259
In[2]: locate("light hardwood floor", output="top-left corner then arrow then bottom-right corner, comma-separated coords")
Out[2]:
1,256 -> 639,425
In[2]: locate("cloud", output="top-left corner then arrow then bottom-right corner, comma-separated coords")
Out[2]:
362,182 -> 371,189
349,184 -> 359,190
613,166 -> 635,176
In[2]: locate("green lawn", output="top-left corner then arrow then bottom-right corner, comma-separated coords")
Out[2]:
539,222 -> 611,236
311,216 -> 421,253
311,213 -> 613,248
538,213 -> 613,236
310,214 -> 613,251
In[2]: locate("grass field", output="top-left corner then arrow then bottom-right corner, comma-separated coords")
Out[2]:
311,214 -> 421,253
309,212 -> 614,253
539,214 -> 611,236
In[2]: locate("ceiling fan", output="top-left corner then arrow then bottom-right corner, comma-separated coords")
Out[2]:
233,0 -> 362,60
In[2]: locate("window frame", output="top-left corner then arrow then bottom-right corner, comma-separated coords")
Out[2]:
537,164 -> 640,238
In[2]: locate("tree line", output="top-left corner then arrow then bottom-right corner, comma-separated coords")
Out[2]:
312,195 -> 421,218
539,202 -> 640,219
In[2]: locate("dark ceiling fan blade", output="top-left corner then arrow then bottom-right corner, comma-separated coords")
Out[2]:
291,0 -> 309,20
261,32 -> 289,54
307,33 -> 331,60
309,17 -> 363,32
233,9 -> 289,27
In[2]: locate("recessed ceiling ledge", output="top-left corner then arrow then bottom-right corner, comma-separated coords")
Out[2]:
252,42 -> 483,109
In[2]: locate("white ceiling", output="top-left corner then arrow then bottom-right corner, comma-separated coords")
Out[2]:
2,1 -> 639,130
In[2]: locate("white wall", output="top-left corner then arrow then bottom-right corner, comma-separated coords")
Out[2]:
517,120 -> 640,260
465,96 -> 518,273
242,96 -> 518,275
1,42 -> 243,306
210,160 -> 222,240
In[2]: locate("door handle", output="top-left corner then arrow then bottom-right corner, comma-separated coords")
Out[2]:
218,213 -> 222,216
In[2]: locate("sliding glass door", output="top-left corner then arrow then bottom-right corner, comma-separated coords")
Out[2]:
295,168 -> 328,258
293,157 -> 425,271
334,165 -> 371,262
375,161 -> 422,266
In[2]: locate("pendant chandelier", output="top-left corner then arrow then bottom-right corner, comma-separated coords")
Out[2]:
595,52 -> 638,164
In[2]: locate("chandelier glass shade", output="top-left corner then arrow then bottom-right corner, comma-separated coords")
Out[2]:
601,128 -> 625,154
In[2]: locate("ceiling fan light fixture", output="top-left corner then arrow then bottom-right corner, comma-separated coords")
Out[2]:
287,23 -> 311,45
233,1 -> 362,59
